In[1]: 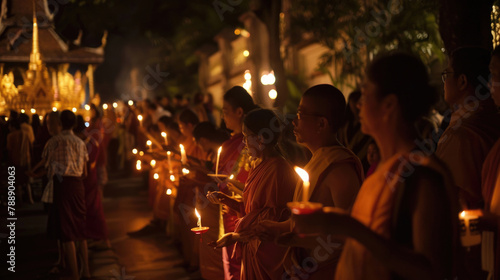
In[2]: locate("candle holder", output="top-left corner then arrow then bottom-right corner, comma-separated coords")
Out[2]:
459,210 -> 482,247
191,226 -> 210,234
287,201 -> 323,215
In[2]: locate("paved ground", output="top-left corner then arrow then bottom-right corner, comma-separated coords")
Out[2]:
0,171 -> 199,280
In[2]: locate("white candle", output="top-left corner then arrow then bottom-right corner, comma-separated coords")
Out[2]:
195,208 -> 202,228
215,146 -> 222,176
294,167 -> 310,202
146,140 -> 152,152
180,144 -> 187,164
138,114 -> 143,127
459,210 -> 482,247
161,132 -> 168,145
167,151 -> 172,174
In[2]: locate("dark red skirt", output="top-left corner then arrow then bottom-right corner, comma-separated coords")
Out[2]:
47,176 -> 86,242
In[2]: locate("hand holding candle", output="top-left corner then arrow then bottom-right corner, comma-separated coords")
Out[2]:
287,166 -> 322,215
459,210 -> 482,247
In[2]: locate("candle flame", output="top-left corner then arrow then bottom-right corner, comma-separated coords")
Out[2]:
218,146 -> 222,155
30,108 -> 36,114
229,174 -> 234,180
139,151 -> 144,156
166,189 -> 172,195
167,151 -> 171,155
182,168 -> 190,175
180,144 -> 185,151
170,175 -> 175,181
294,166 -> 309,183
138,115 -> 143,121
150,159 -> 156,167
195,208 -> 200,219
460,211 -> 466,218
153,173 -> 159,180
136,160 -> 141,170
132,148 -> 138,154
161,132 -> 167,137
146,140 -> 152,146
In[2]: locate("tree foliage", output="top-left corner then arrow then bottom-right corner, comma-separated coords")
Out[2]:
291,0 -> 445,87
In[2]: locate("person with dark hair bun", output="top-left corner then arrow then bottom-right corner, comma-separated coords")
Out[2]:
208,108 -> 297,280
292,52 -> 460,280
198,86 -> 256,280
437,46 -> 500,211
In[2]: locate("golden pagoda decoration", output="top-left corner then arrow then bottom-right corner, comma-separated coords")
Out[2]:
0,0 -> 104,115
20,1 -> 55,112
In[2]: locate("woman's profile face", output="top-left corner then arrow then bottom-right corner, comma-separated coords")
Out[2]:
359,79 -> 384,136
242,124 -> 261,158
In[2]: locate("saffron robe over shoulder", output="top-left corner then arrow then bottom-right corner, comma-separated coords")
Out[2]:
235,156 -> 297,280
335,153 -> 458,280
436,104 -> 500,208
286,146 -> 363,279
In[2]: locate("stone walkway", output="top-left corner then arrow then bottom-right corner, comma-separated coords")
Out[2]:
0,171 -> 198,280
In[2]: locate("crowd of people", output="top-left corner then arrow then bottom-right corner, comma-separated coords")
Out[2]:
1,46 -> 500,280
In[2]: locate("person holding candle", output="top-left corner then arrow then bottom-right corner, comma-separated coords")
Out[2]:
209,108 -> 297,280
178,109 -> 206,161
255,84 -> 364,279
292,52 -> 461,280
196,86 -> 256,280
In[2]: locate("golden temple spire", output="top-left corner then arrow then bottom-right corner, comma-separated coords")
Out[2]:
29,0 -> 42,71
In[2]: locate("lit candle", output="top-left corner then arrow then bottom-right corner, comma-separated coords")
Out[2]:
136,160 -> 142,170
459,210 -> 482,247
294,167 -> 310,202
167,151 -> 172,174
146,140 -> 152,152
180,144 -> 187,164
161,132 -> 168,145
153,173 -> 159,180
138,115 -> 143,127
30,108 -> 36,114
170,174 -> 175,182
215,146 -> 222,176
150,159 -> 156,168
166,189 -> 172,195
132,148 -> 138,155
195,208 -> 202,228
229,174 -> 234,180
182,168 -> 190,175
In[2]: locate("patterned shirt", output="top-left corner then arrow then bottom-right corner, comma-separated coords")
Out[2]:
42,130 -> 88,177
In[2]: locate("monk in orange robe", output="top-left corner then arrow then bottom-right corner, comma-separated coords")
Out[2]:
436,47 -> 500,210
293,53 -> 460,280
255,85 -> 363,279
209,109 -> 297,280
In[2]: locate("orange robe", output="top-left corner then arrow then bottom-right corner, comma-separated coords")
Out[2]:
284,146 -> 363,279
199,133 -> 249,280
481,139 -> 500,280
234,156 -> 297,280
335,153 -> 458,280
436,103 -> 500,209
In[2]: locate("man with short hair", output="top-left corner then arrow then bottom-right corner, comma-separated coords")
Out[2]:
43,110 -> 91,280
437,47 -> 500,209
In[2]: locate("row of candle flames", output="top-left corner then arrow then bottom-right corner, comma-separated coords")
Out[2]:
132,135 -> 313,231
133,133 -> 479,245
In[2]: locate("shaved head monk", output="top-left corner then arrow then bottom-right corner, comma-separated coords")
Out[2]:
256,84 -> 364,279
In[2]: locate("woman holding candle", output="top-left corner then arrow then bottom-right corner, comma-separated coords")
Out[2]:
199,86 -> 256,280
209,108 -> 298,280
292,52 -> 461,280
